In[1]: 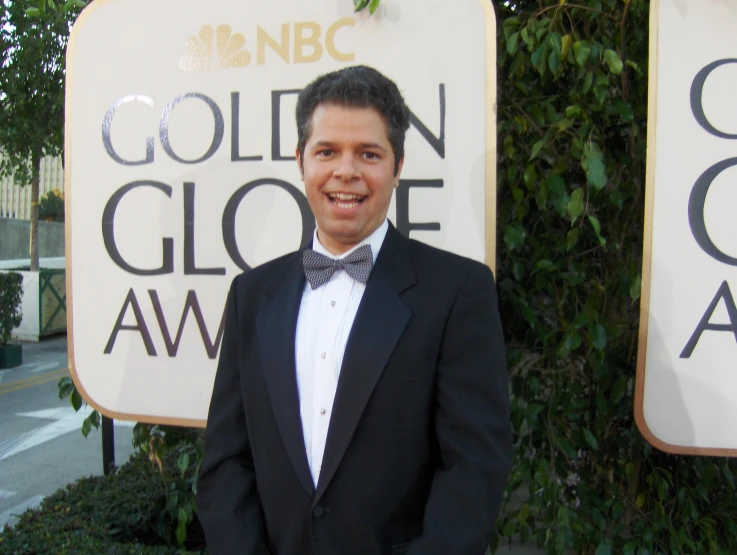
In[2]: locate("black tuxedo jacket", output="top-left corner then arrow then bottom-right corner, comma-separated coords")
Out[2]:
197,225 -> 512,555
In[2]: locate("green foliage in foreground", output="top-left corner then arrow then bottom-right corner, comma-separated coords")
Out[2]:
0,450 -> 205,555
0,272 -> 23,345
494,1 -> 737,553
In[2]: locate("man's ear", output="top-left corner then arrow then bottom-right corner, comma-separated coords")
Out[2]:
296,148 -> 304,179
394,157 -> 405,188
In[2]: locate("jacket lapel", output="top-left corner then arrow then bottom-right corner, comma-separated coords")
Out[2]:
256,255 -> 315,498
314,226 -> 416,503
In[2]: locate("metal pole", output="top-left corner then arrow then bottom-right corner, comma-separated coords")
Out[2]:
102,416 -> 115,475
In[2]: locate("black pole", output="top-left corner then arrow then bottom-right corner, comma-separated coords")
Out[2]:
102,416 -> 115,475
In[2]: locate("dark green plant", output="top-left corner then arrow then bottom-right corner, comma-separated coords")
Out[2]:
131,424 -> 204,546
0,272 -> 23,345
38,187 -> 64,222
0,449 -> 205,554
494,1 -> 737,553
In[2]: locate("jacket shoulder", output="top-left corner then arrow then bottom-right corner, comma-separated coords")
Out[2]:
405,238 -> 493,280
231,250 -> 301,293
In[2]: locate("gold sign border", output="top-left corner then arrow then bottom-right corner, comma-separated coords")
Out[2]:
65,0 -> 497,428
634,0 -> 737,457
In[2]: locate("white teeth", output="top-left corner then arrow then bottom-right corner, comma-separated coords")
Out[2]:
328,193 -> 363,201
334,200 -> 360,208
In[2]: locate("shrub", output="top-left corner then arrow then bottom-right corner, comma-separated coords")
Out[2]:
0,449 -> 206,554
494,1 -> 737,553
0,272 -> 23,345
38,188 -> 64,222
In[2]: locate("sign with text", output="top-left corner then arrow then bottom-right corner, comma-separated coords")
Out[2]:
66,0 -> 496,425
637,0 -> 737,454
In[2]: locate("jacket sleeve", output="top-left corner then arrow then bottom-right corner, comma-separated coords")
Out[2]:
196,277 -> 272,555
408,263 -> 512,555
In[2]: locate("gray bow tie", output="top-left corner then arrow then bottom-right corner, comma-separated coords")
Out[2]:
303,244 -> 373,289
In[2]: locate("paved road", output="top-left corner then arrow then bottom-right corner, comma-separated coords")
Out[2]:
0,336 -> 136,529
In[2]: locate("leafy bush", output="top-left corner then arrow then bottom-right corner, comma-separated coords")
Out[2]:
38,187 -> 64,222
0,449 -> 206,554
494,1 -> 737,553
0,272 -> 23,345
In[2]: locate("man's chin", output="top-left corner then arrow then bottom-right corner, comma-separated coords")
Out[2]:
316,224 -> 370,254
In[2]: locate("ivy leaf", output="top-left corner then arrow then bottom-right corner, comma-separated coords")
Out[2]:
584,429 -> 599,450
176,508 -> 188,544
567,188 -> 585,224
507,32 -> 520,55
611,376 -> 627,404
573,41 -> 591,66
586,152 -> 606,190
89,410 -> 101,428
588,215 -> 606,246
58,376 -> 74,399
531,44 -> 547,76
25,7 -> 41,16
557,437 -> 577,459
591,323 -> 607,351
529,139 -> 546,160
630,275 -> 641,301
603,49 -> 623,75
504,224 -> 525,251
501,518 -> 516,537
566,228 -> 579,250
583,70 -> 594,93
178,453 -> 191,477
548,50 -> 560,75
561,33 -> 572,60
546,32 -> 562,57
81,416 -> 92,438
71,389 -> 83,412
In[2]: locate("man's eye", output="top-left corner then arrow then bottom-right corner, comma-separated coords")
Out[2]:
364,152 -> 379,160
317,149 -> 333,156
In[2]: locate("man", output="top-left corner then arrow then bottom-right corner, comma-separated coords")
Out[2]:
197,65 -> 512,555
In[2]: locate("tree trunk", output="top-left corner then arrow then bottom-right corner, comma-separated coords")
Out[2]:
30,151 -> 41,272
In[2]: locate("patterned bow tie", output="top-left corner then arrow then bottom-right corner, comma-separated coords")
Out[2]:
303,244 -> 374,289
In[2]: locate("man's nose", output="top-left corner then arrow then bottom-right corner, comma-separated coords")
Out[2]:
332,154 -> 359,180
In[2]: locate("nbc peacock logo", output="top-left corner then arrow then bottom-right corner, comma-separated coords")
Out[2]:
179,25 -> 251,71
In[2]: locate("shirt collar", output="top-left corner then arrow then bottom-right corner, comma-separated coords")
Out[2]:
312,219 -> 388,264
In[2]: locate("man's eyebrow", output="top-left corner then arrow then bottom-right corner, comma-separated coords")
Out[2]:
359,142 -> 387,152
310,140 -> 388,152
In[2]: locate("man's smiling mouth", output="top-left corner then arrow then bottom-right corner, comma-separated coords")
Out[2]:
327,192 -> 366,209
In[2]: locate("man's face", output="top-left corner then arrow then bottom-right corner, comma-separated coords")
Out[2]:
297,104 -> 403,255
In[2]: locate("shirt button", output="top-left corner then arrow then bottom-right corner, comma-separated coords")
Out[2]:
320,408 -> 326,415
331,301 -> 336,307
321,352 -> 326,359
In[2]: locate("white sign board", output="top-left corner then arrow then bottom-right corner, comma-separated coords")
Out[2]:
66,0 -> 497,425
637,0 -> 737,455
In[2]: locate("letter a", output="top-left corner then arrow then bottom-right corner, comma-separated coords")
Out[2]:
104,289 -> 157,355
680,281 -> 737,358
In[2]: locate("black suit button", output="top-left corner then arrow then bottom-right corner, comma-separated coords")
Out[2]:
313,505 -> 325,518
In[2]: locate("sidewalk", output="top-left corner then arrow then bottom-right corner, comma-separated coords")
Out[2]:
0,334 -> 136,529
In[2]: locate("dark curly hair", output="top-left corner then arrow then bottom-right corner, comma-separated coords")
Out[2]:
295,65 -> 410,175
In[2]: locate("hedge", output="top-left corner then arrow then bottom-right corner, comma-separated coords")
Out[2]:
0,449 -> 205,555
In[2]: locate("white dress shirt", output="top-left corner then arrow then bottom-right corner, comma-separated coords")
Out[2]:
295,219 -> 388,486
